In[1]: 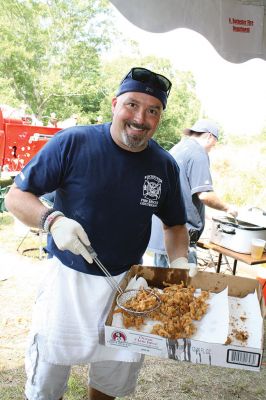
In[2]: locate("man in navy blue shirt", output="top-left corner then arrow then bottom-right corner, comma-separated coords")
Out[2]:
6,67 -> 191,400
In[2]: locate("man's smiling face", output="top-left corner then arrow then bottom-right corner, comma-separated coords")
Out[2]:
110,92 -> 163,152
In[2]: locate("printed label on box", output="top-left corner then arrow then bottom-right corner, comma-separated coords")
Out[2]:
106,327 -> 168,356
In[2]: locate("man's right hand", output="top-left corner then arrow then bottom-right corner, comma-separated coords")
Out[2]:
226,205 -> 238,218
50,216 -> 93,263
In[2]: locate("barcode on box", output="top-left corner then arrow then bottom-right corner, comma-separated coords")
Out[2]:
227,350 -> 261,367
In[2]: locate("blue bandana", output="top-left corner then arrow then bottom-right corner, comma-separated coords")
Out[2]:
116,77 -> 168,109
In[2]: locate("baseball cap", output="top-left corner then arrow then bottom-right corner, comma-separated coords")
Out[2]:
116,67 -> 172,109
190,119 -> 219,139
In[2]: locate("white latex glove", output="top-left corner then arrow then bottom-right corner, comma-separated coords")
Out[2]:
170,257 -> 198,278
50,217 -> 93,263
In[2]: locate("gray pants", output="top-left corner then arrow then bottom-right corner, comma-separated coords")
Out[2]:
25,334 -> 144,400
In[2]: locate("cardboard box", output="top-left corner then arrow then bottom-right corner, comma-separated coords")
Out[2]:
105,265 -> 265,371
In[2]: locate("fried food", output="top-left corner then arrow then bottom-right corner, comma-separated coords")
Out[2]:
123,313 -> 145,329
114,288 -> 160,329
122,289 -> 159,312
115,282 -> 209,339
232,328 -> 249,342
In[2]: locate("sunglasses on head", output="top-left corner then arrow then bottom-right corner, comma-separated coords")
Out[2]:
121,67 -> 172,97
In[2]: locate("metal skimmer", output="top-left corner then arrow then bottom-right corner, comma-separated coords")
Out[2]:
81,244 -> 161,316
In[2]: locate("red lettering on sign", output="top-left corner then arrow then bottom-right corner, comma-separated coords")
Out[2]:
233,26 -> 250,33
233,18 -> 247,25
247,20 -> 254,26
228,17 -> 254,28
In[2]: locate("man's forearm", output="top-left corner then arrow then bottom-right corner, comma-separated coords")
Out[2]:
5,184 -> 48,228
198,191 -> 228,211
163,224 -> 189,263
198,191 -> 238,217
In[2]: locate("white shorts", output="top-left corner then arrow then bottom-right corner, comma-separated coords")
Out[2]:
25,334 -> 144,399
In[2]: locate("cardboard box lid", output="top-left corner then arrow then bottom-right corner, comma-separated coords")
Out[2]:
125,265 -> 262,297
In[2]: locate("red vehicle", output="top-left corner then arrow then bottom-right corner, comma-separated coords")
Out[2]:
0,107 -> 61,175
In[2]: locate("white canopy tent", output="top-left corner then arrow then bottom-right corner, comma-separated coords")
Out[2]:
110,0 -> 266,63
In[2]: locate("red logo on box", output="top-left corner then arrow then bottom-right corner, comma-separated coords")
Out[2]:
111,331 -> 127,343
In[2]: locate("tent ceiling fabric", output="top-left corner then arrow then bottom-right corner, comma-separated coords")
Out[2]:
110,0 -> 266,63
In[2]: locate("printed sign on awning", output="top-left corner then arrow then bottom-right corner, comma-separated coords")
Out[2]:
221,1 -> 264,56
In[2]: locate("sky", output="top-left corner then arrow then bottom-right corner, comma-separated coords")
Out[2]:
107,6 -> 266,136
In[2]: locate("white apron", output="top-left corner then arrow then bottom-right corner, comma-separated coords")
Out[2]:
30,257 -> 141,365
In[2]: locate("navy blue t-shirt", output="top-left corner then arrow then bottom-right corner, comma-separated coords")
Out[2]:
15,123 -> 187,275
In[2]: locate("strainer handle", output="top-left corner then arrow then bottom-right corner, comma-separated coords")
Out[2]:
85,245 -> 124,294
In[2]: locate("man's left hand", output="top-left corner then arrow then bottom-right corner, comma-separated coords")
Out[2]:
170,257 -> 198,277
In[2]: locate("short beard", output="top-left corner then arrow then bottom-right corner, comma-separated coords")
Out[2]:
121,130 -> 148,149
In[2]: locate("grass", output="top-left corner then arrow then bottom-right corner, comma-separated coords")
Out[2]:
1,359 -> 266,400
0,366 -> 89,400
0,212 -> 47,258
0,212 -> 13,226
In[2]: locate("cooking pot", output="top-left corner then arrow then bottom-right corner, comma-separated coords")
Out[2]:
210,216 -> 266,254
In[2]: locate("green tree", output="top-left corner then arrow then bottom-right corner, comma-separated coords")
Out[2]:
155,70 -> 201,149
0,0 -> 114,122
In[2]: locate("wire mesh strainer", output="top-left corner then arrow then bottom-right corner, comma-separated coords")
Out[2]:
82,244 -> 161,316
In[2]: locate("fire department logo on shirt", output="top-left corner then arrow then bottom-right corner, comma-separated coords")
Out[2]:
140,175 -> 162,207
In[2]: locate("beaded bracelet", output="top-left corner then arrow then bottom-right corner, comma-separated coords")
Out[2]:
44,210 -> 65,232
39,208 -> 55,231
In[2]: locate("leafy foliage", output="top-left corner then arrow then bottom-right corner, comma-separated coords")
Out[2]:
155,70 -> 201,149
0,1 -> 201,147
211,141 -> 266,208
0,0 -> 113,121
